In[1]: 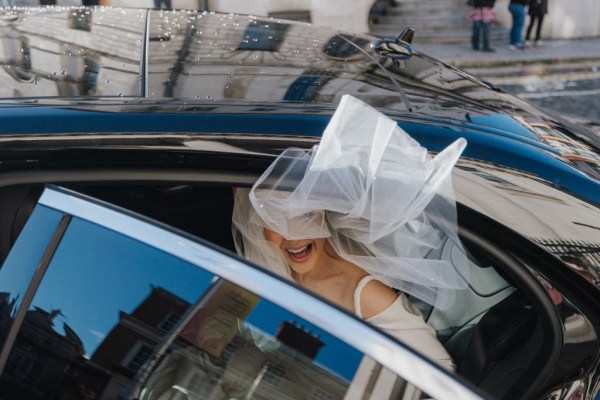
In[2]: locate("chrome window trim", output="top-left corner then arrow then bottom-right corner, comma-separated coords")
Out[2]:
38,186 -> 483,400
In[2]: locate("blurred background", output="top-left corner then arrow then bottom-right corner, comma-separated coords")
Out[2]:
3,0 -> 600,126
5,0 -> 598,40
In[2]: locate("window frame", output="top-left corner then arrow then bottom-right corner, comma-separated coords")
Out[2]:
0,185 -> 484,400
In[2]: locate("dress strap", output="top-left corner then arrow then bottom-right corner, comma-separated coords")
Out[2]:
354,275 -> 376,319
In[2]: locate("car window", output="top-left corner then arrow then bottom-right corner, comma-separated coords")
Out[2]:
0,187 -> 478,400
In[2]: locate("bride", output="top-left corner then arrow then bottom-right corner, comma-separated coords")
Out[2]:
232,95 -> 469,371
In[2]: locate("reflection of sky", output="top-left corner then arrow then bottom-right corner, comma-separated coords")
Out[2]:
19,207 -> 361,383
0,206 -> 63,315
470,114 -> 540,141
247,300 -> 362,382
30,217 -> 213,357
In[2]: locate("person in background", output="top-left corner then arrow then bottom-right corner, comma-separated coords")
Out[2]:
508,0 -> 528,50
526,0 -> 548,47
468,0 -> 496,52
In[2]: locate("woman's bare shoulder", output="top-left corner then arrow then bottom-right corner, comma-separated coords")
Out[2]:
359,278 -> 398,319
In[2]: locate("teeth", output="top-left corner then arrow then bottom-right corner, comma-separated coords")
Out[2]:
288,245 -> 308,254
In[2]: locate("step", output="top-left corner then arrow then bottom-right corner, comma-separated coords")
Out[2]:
463,60 -> 600,78
376,14 -> 467,26
391,3 -> 469,14
393,0 -> 468,8
371,26 -> 507,37
387,4 -> 468,12
374,20 -> 470,31
370,29 -> 508,44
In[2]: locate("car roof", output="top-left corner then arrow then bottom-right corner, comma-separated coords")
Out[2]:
0,7 -> 599,202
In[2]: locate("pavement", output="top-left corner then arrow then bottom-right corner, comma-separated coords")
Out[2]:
414,37 -> 600,77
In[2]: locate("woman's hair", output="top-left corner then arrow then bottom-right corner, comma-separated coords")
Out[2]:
231,188 -> 292,280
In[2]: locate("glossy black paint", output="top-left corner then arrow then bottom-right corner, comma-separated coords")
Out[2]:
0,6 -> 598,400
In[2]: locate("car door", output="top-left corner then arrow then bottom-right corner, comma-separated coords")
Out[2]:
0,186 -> 482,400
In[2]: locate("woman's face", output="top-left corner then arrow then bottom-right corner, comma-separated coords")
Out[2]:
263,228 -> 328,276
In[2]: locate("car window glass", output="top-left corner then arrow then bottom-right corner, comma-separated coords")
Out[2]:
0,202 -> 433,400
0,205 -> 64,338
141,280 -> 374,400
0,216 -> 214,399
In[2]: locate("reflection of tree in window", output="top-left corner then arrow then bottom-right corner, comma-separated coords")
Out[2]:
237,21 -> 288,52
323,34 -> 369,60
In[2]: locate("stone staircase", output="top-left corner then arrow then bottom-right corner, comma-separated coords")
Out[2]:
369,0 -> 508,45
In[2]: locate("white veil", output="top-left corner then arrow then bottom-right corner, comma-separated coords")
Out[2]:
232,95 -> 469,310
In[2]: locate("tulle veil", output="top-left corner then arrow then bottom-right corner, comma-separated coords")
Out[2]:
232,95 -> 469,310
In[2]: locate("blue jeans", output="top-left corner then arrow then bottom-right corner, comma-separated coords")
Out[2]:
508,3 -> 526,46
472,21 -> 491,50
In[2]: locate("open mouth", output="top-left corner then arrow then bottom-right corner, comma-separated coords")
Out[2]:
285,243 -> 313,263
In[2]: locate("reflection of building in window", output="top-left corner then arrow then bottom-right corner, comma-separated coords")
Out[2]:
159,312 -> 182,333
323,34 -> 369,60
142,319 -> 349,400
530,238 -> 600,285
276,320 -> 324,359
0,305 -> 110,400
141,285 -> 349,400
312,387 -> 335,400
69,8 -> 93,31
0,8 -> 142,98
285,76 -> 331,102
262,363 -> 286,388
530,122 -> 600,180
0,35 -> 35,82
221,341 -> 239,364
55,53 -> 100,96
20,39 -> 32,72
81,56 -> 99,95
268,10 -> 311,23
237,21 -> 288,52
125,342 -> 154,371
91,287 -> 191,399
188,372 -> 216,398
5,345 -> 36,382
457,165 -> 518,188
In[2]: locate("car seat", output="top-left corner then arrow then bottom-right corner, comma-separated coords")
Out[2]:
456,291 -> 541,399
0,185 -> 43,266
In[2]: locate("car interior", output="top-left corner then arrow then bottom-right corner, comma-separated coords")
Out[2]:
0,177 -> 562,399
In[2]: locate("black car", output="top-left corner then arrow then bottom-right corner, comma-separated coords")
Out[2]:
0,6 -> 598,400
